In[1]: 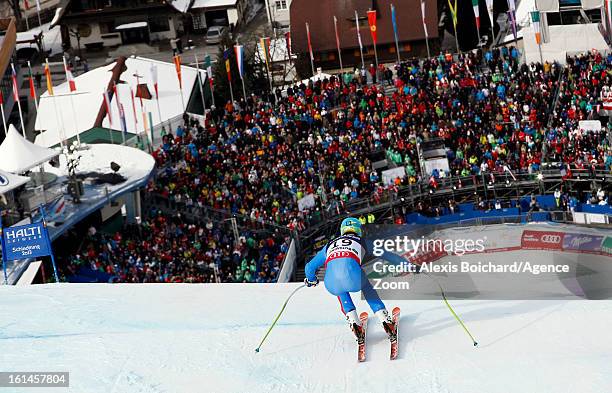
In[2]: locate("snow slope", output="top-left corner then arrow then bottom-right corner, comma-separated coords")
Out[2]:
0,284 -> 611,393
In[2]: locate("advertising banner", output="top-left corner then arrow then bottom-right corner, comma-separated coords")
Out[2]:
562,233 -> 604,254
2,222 -> 51,261
521,230 -> 565,250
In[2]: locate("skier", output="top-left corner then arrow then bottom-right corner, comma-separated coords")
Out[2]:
303,217 -> 397,344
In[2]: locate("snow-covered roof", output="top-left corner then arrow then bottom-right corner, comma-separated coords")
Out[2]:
0,169 -> 30,196
169,0 -> 192,12
0,125 -> 60,174
35,56 -> 205,148
116,22 -> 148,30
192,0 -> 238,8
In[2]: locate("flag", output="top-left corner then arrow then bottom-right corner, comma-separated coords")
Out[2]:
390,4 -> 399,45
507,0 -> 517,40
36,0 -> 41,11
119,103 -> 127,134
355,10 -> 363,52
223,48 -> 232,82
44,59 -> 54,96
130,87 -> 138,126
333,16 -> 341,55
285,31 -> 291,55
0,90 -> 3,105
485,0 -> 494,28
62,57 -> 76,92
234,44 -> 244,79
420,1 -> 429,38
10,64 -> 19,102
103,90 -> 113,126
150,63 -> 159,99
204,55 -> 213,89
305,22 -> 314,61
367,10 -> 377,44
113,82 -> 122,127
472,0 -> 480,30
531,11 -> 542,44
260,37 -> 271,67
173,55 -> 182,89
24,0 -> 30,10
27,63 -> 36,99
448,0 -> 458,28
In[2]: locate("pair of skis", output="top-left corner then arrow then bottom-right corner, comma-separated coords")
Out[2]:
357,307 -> 400,362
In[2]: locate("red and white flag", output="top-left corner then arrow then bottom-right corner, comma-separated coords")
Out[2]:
63,57 -> 76,92
333,16 -> 341,54
305,22 -> 314,61
10,63 -> 19,102
130,86 -> 138,126
150,63 -> 159,99
103,90 -> 113,126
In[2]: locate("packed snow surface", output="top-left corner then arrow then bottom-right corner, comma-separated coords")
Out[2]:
0,283 -> 610,392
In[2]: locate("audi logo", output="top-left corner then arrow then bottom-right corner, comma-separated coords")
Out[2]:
541,235 -> 561,243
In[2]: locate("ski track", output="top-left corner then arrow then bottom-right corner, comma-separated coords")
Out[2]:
0,284 -> 611,393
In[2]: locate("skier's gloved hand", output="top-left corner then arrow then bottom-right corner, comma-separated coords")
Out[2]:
304,277 -> 319,287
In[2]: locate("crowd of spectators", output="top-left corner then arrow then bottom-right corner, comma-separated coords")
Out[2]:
61,211 -> 288,283
61,47 -> 612,283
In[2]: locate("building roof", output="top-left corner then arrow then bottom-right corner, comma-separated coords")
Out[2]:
0,18 -> 17,81
191,0 -> 238,8
0,125 -> 60,174
35,56 -> 206,148
289,0 -> 438,54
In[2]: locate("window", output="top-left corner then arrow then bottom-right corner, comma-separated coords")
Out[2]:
99,21 -> 115,34
275,0 -> 287,10
149,17 -> 170,33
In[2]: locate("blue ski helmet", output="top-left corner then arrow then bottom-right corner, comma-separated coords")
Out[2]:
340,217 -> 362,237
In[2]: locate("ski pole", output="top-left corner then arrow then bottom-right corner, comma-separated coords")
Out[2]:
423,272 -> 479,347
255,284 -> 306,353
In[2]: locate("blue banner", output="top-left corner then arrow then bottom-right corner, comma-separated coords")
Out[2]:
2,222 -> 52,261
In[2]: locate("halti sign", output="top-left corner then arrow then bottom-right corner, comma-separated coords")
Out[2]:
2,222 -> 51,261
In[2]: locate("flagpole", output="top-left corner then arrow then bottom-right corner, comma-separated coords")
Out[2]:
175,56 -> 186,112
11,64 -> 26,137
306,23 -> 315,75
63,57 -> 81,145
391,4 -> 401,63
487,0 -> 497,48
40,206 -> 59,283
34,0 -> 45,53
194,54 -> 207,127
0,103 -> 7,135
46,58 -> 66,149
367,10 -> 379,68
224,47 -> 235,103
421,1 -> 431,58
355,11 -> 365,71
1,215 -> 7,284
27,61 -> 38,111
333,16 -> 344,75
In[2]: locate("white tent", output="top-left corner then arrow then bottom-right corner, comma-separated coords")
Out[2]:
523,24 -> 609,64
0,169 -> 30,196
0,125 -> 60,174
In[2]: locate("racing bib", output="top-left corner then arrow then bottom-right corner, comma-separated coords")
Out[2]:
325,236 -> 363,265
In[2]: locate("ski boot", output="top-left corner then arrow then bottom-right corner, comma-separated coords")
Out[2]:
376,309 -> 397,343
346,310 -> 365,345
